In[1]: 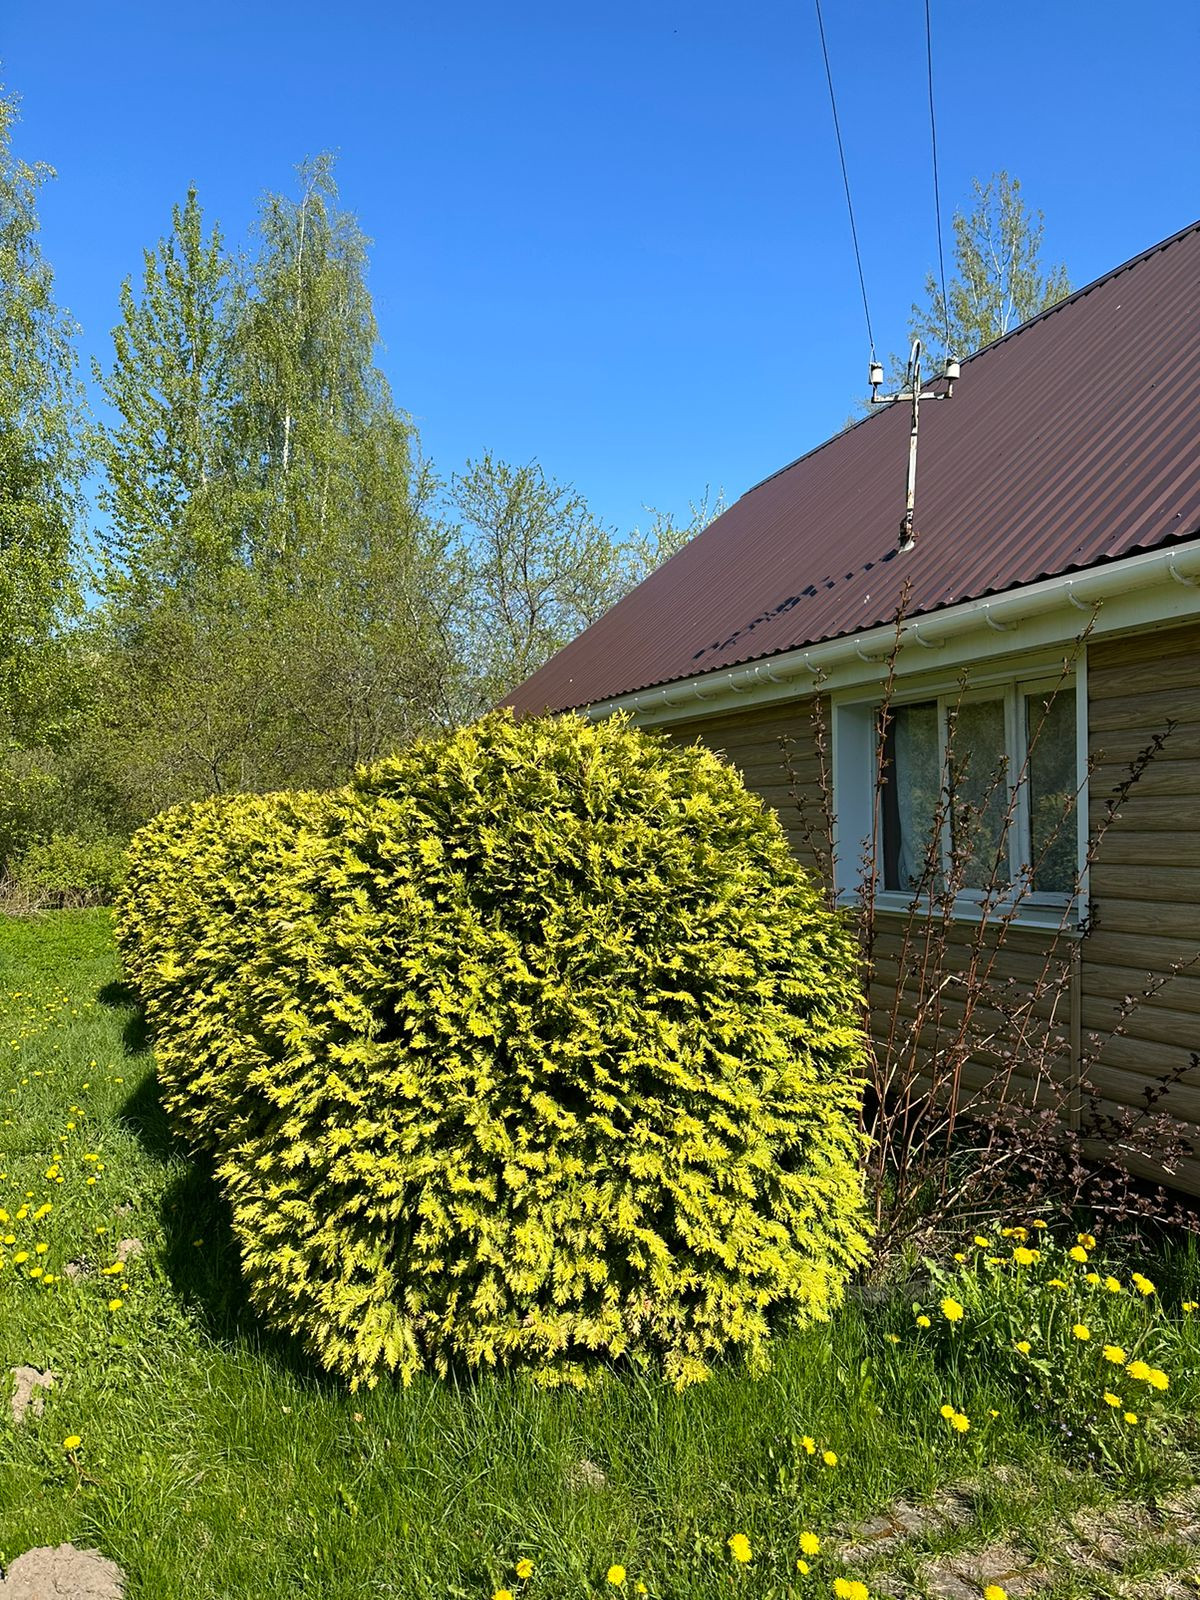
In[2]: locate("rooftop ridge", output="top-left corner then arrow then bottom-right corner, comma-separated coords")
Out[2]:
744,216 -> 1200,500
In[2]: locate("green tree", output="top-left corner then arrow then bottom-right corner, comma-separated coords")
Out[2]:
0,84 -> 85,726
911,171 -> 1070,359
94,186 -> 239,605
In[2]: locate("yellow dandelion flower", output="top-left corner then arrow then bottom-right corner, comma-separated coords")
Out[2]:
1126,1359 -> 1153,1382
799,1531 -> 821,1556
1084,1272 -> 1101,1286
1077,1233 -> 1096,1249
940,1404 -> 956,1418
1048,1278 -> 1067,1289
1072,1324 -> 1091,1341
941,1297 -> 965,1323
984,1587 -> 1009,1600
1103,1344 -> 1126,1364
822,1449 -> 838,1466
833,1581 -> 870,1600
1131,1273 -> 1156,1297
100,1262 -> 124,1276
726,1534 -> 752,1564
493,1590 -> 514,1600
1068,1245 -> 1089,1263
950,1412 -> 970,1433
1012,1246 -> 1037,1266
1147,1368 -> 1169,1391
1015,1340 -> 1032,1354
1103,1392 -> 1121,1407
1104,1277 -> 1122,1293
107,1297 -> 123,1311
607,1566 -> 627,1587
12,1251 -> 27,1264
1031,1219 -> 1048,1230
796,1558 -> 810,1574
515,1558 -> 534,1579
916,1314 -> 931,1328
1123,1411 -> 1138,1425
62,1434 -> 81,1450
973,1235 -> 990,1247
801,1435 -> 816,1454
1183,1301 -> 1198,1313
953,1252 -> 966,1263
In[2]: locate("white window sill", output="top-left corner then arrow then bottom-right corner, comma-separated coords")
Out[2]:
838,888 -> 1084,934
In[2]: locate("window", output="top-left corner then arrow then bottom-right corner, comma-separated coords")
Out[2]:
834,669 -> 1084,916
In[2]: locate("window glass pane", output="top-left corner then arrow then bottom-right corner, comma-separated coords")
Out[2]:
882,700 -> 940,891
949,699 -> 1010,890
1026,688 -> 1077,894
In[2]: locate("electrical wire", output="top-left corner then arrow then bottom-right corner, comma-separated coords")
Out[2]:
925,0 -> 952,359
813,0 -> 876,361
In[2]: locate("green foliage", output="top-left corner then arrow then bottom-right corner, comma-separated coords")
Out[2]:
116,712 -> 871,1390
11,831 -> 128,907
910,170 -> 1071,360
906,1226 -> 1194,1471
0,82 -> 85,728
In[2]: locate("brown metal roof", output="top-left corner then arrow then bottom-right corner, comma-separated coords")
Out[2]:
506,219 -> 1200,715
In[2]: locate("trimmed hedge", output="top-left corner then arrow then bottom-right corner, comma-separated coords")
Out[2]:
116,712 -> 871,1389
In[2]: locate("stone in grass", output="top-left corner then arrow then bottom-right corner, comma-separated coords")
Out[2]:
114,1239 -> 144,1263
7,1367 -> 55,1427
564,1458 -> 608,1492
0,1543 -> 125,1598
921,1542 -> 1046,1599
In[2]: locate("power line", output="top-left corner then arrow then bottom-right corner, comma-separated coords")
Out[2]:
813,0 -> 876,361
924,0 -> 952,357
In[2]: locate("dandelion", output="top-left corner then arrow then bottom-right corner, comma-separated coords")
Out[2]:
607,1566 -> 628,1586
727,1534 -> 752,1564
1103,1392 -> 1121,1407
1124,1412 -> 1138,1425
950,1413 -> 970,1433
940,1404 -> 956,1419
1104,1277 -> 1122,1293
62,1434 -> 81,1450
1048,1278 -> 1067,1290
801,1435 -> 816,1454
1103,1344 -> 1127,1364
822,1450 -> 838,1467
833,1581 -> 870,1600
915,1314 -> 931,1328
941,1297 -> 965,1323
1072,1324 -> 1091,1341
1126,1359 -> 1153,1383
984,1588 -> 1010,1600
1031,1219 -> 1048,1231
1183,1301 -> 1198,1313
12,1251 -> 27,1264
1015,1341 -> 1032,1355
35,1242 -> 47,1254
798,1531 -> 821,1556
493,1590 -> 514,1600
100,1262 -> 124,1277
107,1298 -> 123,1311
1084,1272 -> 1101,1287
796,1558 -> 810,1574
885,1333 -> 900,1344
1147,1368 -> 1170,1391
1131,1272 -> 1156,1297
1068,1245 -> 1089,1263
1078,1233 -> 1097,1249
1012,1246 -> 1037,1266
515,1559 -> 534,1579
973,1235 -> 990,1248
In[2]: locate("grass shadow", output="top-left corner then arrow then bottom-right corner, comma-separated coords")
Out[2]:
97,977 -> 151,1057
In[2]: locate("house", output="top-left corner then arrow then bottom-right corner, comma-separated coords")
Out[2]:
505,219 -> 1200,1196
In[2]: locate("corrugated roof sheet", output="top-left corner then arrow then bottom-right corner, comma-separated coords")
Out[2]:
506,219 -> 1200,715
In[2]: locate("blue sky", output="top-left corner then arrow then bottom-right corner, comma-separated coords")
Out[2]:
5,1 -> 1199,536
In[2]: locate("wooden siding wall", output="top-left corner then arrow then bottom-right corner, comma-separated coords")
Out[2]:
1085,621 -> 1200,1193
666,623 -> 1200,1198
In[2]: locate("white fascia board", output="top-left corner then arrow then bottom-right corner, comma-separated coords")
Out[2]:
580,541 -> 1200,729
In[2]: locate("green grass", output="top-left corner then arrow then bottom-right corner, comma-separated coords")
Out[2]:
1,909 -> 1198,1599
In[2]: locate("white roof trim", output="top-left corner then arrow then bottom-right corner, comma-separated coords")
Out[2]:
581,541 -> 1200,728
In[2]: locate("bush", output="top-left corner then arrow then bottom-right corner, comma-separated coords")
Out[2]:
117,712 -> 871,1389
12,831 -> 129,908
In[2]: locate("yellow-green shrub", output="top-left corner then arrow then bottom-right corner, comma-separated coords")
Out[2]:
118,712 -> 871,1388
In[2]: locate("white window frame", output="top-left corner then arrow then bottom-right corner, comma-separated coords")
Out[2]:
830,651 -> 1089,927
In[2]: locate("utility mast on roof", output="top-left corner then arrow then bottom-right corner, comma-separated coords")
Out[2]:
869,341 -> 960,552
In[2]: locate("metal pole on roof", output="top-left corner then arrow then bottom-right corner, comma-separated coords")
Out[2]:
869,339 -> 960,552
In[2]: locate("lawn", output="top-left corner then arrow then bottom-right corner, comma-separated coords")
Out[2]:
1,909 -> 1199,1599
